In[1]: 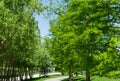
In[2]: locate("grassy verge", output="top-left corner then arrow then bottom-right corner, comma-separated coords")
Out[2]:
62,75 -> 120,81
91,76 -> 120,81
26,74 -> 65,81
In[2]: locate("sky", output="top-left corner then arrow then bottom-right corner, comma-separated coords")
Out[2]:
35,14 -> 50,38
34,0 -> 50,38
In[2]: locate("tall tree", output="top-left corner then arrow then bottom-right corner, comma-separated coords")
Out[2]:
50,14 -> 81,81
49,0 -> 120,81
0,0 -> 44,80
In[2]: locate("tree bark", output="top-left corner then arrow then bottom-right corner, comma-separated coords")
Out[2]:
69,65 -> 74,81
69,73 -> 74,81
28,68 -> 33,79
24,69 -> 28,80
86,70 -> 90,81
19,69 -> 24,81
61,72 -> 64,75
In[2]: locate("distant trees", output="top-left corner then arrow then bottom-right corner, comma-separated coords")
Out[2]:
34,39 -> 53,77
49,0 -> 120,81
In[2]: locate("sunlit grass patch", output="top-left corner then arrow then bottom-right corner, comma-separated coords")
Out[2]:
62,75 -> 120,81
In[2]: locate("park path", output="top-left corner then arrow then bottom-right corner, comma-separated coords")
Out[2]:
33,72 -> 62,78
44,76 -> 68,81
16,72 -> 62,81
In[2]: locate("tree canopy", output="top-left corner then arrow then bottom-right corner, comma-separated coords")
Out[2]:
0,0 -> 48,80
49,0 -> 120,81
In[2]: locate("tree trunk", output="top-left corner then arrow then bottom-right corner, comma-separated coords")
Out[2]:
86,70 -> 90,81
75,72 -> 78,77
24,69 -> 28,80
61,72 -> 64,75
12,67 -> 17,81
28,68 -> 33,79
68,63 -> 74,81
68,67 -> 74,81
19,69 -> 24,81
69,73 -> 74,81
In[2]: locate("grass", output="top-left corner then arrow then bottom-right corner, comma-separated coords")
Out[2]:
91,76 -> 120,81
25,74 -> 65,81
62,76 -> 85,81
62,75 -> 120,81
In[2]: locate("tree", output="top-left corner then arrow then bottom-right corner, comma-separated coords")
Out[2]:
49,0 -> 120,81
50,15 -> 81,81
0,0 -> 44,80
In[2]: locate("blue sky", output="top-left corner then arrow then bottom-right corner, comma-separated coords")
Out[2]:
35,14 -> 50,38
34,0 -> 50,38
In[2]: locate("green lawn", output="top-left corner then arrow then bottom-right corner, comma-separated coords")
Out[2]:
91,76 -> 120,81
62,75 -> 120,81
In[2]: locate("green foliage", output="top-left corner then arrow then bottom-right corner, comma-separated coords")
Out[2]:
49,0 -> 120,81
0,0 -> 44,71
107,71 -> 120,78
32,37 -> 53,73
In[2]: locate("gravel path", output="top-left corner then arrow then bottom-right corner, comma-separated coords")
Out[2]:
44,76 -> 68,81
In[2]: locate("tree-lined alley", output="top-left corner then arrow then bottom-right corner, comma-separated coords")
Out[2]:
0,0 -> 120,81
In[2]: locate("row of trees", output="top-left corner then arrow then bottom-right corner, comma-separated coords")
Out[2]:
1,0 -> 120,81
49,0 -> 120,81
0,0 -> 52,81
